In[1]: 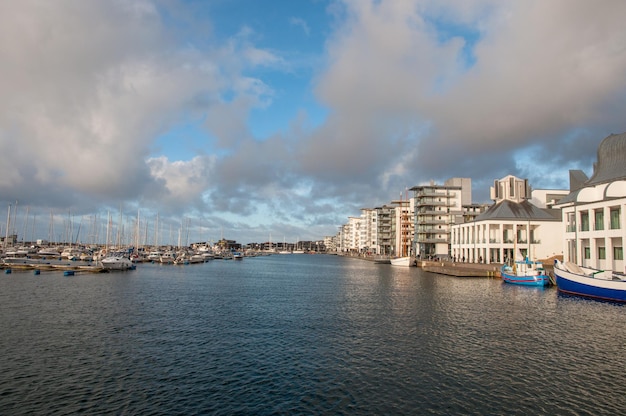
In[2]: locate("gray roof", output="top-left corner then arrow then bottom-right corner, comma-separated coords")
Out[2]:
587,132 -> 626,185
475,200 -> 560,222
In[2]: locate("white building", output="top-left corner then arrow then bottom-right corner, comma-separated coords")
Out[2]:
451,175 -> 563,264
359,208 -> 378,254
555,132 -> 626,273
411,178 -> 471,259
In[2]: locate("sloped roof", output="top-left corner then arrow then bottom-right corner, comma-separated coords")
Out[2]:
475,200 -> 560,222
557,132 -> 626,205
587,132 -> 626,185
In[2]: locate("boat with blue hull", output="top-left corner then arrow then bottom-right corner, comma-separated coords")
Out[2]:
553,260 -> 626,303
501,259 -> 550,287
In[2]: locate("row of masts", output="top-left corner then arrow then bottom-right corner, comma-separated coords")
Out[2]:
2,203 -> 206,249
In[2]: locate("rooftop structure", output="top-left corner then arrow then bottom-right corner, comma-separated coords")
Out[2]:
555,132 -> 626,272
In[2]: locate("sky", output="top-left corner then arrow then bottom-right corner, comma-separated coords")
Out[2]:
1,0 -> 626,246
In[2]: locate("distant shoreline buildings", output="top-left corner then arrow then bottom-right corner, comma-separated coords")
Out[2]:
330,132 -> 626,273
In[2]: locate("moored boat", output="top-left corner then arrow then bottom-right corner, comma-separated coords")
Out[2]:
390,256 -> 413,267
101,254 -> 135,271
501,259 -> 550,287
553,260 -> 626,302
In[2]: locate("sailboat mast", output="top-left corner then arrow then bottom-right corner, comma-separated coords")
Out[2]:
4,204 -> 11,248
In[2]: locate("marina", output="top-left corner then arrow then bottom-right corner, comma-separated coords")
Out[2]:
1,254 -> 625,415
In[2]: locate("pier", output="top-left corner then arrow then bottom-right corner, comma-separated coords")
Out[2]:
1,260 -> 107,274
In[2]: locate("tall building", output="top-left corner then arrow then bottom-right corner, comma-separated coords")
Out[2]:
375,204 -> 394,255
359,208 -> 378,254
555,132 -> 626,272
411,178 -> 471,259
391,194 -> 414,258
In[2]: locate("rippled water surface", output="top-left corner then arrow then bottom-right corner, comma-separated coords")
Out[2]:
1,254 -> 625,415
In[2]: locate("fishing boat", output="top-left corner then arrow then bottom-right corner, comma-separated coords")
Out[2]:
500,258 -> 550,286
553,260 -> 626,302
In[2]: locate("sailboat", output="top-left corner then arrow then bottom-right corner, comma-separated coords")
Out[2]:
100,210 -> 135,271
391,189 -> 414,267
500,234 -> 549,287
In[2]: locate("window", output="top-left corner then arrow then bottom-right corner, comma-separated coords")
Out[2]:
598,246 -> 606,260
610,208 -> 621,229
584,247 -> 591,259
580,212 -> 589,232
594,209 -> 604,231
614,246 -> 623,261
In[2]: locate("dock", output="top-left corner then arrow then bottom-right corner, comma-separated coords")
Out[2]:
1,260 -> 107,274
419,260 -> 500,277
419,260 -> 557,280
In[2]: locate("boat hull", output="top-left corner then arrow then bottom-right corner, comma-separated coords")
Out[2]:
501,269 -> 550,287
390,256 -> 413,267
101,257 -> 135,271
554,261 -> 626,302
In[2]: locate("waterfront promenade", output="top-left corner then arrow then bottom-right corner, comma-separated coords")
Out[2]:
346,252 -> 558,280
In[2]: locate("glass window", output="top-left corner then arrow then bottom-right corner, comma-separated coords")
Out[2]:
594,210 -> 604,231
610,208 -> 621,229
580,212 -> 589,232
614,246 -> 623,261
584,247 -> 591,259
598,246 -> 606,260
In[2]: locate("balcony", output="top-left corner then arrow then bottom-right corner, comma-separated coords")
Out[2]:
416,190 -> 450,198
416,200 -> 451,207
416,236 -> 449,243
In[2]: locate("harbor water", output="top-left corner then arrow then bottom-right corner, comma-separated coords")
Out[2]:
1,254 -> 625,415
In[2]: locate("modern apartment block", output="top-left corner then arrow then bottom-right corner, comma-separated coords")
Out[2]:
411,178 -> 472,259
359,208 -> 378,254
375,204 -> 394,255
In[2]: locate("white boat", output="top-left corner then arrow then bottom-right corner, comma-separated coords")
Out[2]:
147,251 -> 162,262
37,248 -> 61,257
553,260 -> 626,302
101,254 -> 135,270
61,247 -> 85,261
189,254 -> 206,263
390,256 -> 413,267
159,251 -> 175,264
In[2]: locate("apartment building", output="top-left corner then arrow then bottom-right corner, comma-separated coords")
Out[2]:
359,208 -> 378,254
411,178 -> 471,259
375,204 -> 394,256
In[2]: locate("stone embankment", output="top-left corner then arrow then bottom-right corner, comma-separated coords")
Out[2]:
344,252 -> 558,279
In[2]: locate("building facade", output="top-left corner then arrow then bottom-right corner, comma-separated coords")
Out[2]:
451,175 -> 563,264
359,208 -> 378,254
411,178 -> 471,259
555,133 -> 626,273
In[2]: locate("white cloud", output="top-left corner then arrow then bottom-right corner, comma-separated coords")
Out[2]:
289,17 -> 311,36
